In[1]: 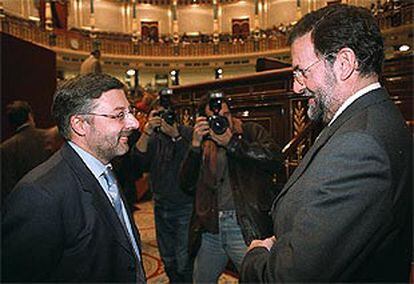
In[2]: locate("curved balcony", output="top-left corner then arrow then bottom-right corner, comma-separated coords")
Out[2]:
1,2 -> 412,61
1,12 -> 288,60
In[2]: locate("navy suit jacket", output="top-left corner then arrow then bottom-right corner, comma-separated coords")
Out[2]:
2,143 -> 146,282
241,88 -> 413,282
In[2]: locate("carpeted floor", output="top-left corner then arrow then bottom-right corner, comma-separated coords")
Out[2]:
133,200 -> 239,283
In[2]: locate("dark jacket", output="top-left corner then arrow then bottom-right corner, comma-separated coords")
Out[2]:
133,125 -> 193,207
1,124 -> 54,201
240,88 -> 412,282
2,143 -> 146,282
180,122 -> 283,255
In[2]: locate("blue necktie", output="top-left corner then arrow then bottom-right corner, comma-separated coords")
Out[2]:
103,167 -> 124,221
103,167 -> 145,281
103,167 -> 139,254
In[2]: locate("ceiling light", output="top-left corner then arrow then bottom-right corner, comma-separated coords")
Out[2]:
399,44 -> 410,52
126,69 -> 136,76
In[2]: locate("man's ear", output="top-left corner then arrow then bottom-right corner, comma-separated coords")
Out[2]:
335,48 -> 357,81
70,115 -> 88,137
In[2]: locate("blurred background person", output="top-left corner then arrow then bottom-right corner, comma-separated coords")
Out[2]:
80,49 -> 102,75
1,100 -> 58,202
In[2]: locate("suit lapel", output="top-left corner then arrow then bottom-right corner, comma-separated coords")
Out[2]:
61,143 -> 136,258
273,125 -> 331,205
273,88 -> 389,206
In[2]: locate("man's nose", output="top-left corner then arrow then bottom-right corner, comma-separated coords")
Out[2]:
125,113 -> 139,130
293,79 -> 306,94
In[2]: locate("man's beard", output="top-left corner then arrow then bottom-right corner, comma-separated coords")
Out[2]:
305,70 -> 337,124
89,129 -> 131,164
306,91 -> 324,122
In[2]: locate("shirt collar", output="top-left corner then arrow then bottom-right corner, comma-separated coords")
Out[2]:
68,141 -> 111,179
329,82 -> 381,126
15,123 -> 31,133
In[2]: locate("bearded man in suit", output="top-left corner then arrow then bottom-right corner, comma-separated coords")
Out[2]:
241,4 -> 412,283
2,73 -> 146,283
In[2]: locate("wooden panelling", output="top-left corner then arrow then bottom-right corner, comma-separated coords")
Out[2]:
172,54 -> 414,179
1,33 -> 56,141
382,54 -> 414,130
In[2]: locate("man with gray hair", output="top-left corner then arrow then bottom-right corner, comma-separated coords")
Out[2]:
2,73 -> 146,282
241,4 -> 412,282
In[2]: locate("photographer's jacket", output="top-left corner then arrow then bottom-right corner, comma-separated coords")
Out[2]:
134,125 -> 193,207
180,122 -> 282,254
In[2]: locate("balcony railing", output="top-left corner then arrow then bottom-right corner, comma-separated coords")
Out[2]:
0,12 -> 287,57
1,2 -> 412,58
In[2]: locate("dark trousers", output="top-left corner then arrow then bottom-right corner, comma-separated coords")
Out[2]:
154,202 -> 194,283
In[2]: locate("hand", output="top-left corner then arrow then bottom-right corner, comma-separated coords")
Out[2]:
192,116 -> 209,147
144,110 -> 162,135
210,128 -> 233,146
247,236 -> 277,252
160,121 -> 180,138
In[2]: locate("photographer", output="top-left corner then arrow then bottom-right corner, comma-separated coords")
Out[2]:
134,88 -> 194,283
179,91 -> 283,282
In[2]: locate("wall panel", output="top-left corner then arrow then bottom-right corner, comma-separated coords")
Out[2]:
1,33 -> 56,141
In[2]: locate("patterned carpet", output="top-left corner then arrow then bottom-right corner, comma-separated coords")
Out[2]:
133,200 -> 239,283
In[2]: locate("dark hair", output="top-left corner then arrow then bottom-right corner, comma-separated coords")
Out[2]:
288,4 -> 384,76
6,100 -> 32,128
51,73 -> 125,139
197,91 -> 231,115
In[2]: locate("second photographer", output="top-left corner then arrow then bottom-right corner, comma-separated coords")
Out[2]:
179,91 -> 283,282
134,88 -> 194,283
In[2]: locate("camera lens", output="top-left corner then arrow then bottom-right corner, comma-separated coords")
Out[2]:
162,110 -> 176,125
208,115 -> 229,135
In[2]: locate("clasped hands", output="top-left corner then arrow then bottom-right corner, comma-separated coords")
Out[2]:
247,236 -> 277,252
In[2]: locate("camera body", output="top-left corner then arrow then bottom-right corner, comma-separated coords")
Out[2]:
206,91 -> 229,135
155,88 -> 176,125
156,109 -> 176,125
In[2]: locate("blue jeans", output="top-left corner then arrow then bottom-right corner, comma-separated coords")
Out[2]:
154,202 -> 194,283
193,210 -> 248,283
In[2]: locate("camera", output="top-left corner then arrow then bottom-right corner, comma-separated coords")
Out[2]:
155,88 -> 176,125
207,91 -> 229,135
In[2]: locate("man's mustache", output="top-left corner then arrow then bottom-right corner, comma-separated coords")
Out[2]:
119,130 -> 133,137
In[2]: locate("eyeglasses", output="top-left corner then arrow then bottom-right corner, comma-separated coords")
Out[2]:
293,59 -> 323,85
293,52 -> 337,85
80,106 -> 138,122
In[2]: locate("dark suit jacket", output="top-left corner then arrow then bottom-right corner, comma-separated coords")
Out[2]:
1,125 -> 54,201
2,143 -> 146,282
241,88 -> 413,282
